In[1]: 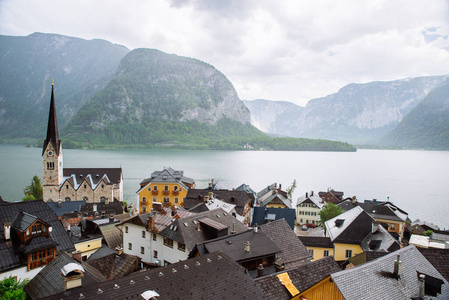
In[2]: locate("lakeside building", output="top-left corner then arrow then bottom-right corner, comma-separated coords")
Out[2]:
137,167 -> 195,213
42,83 -> 123,203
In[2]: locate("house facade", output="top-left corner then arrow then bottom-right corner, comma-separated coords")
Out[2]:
42,84 -> 123,203
296,191 -> 325,225
137,167 -> 195,213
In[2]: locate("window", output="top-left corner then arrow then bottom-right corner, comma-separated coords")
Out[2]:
66,185 -> 69,189
153,185 -> 158,191
345,249 -> 352,258
83,197 -> 88,201
100,197 -> 106,203
153,250 -> 158,258
308,249 -> 314,258
65,197 -> 71,201
142,206 -> 146,213
175,197 -> 179,204
153,233 -> 157,241
163,197 -> 170,203
174,186 -> 178,192
153,197 -> 157,202
163,237 -> 174,248
179,188 -> 182,192
178,242 -> 185,252
323,250 -> 329,257
31,224 -> 42,235
142,197 -> 147,203
125,226 -> 128,233
389,223 -> 396,230
101,184 -> 104,189
128,243 -> 132,250
164,185 -> 169,191
142,231 -> 146,238
84,184 -> 87,189
47,162 -> 54,170
141,247 -> 145,254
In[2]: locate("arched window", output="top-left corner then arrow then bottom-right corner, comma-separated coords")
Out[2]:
65,197 -> 71,202
100,197 -> 106,203
83,197 -> 88,201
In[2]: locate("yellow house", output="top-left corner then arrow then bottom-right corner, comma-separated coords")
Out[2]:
298,236 -> 334,261
137,167 -> 195,213
255,256 -> 344,300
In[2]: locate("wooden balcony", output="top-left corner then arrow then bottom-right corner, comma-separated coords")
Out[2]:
152,190 -> 159,195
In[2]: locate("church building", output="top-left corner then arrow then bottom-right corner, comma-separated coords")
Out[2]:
42,83 -> 123,203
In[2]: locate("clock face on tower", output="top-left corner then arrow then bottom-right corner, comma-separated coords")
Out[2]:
48,150 -> 54,157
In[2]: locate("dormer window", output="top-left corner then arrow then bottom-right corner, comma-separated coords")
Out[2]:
32,224 -> 42,235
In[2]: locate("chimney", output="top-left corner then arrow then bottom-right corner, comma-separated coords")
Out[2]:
393,255 -> 401,278
208,192 -> 213,199
72,251 -> 82,263
311,191 -> 314,196
306,192 -> 308,198
244,241 -> 250,253
257,264 -> 264,277
275,261 -> 285,272
352,196 -> 357,204
116,245 -> 123,256
171,206 -> 177,217
109,215 -> 114,223
62,263 -> 84,290
231,222 -> 236,234
372,222 -> 379,233
418,274 -> 425,297
203,195 -> 210,202
147,213 -> 155,231
58,200 -> 62,208
3,222 -> 11,241
197,221 -> 201,232
279,184 -> 282,191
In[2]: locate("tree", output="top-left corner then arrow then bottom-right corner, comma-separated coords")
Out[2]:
319,203 -> 343,226
23,175 -> 43,201
0,277 -> 28,300
286,179 -> 297,201
423,230 -> 433,237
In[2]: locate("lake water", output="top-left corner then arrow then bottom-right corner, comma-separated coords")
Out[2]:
1,144 -> 448,229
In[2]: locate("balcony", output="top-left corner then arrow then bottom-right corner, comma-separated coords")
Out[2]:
152,190 -> 159,195
163,190 -> 170,195
173,190 -> 179,195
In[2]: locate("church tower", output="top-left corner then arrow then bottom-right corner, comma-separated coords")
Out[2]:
42,82 -> 63,202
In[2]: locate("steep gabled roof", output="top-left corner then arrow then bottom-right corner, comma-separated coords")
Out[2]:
254,256 -> 341,300
24,252 -> 106,300
260,219 -> 310,268
42,84 -> 61,156
296,193 -> 325,209
41,252 -> 266,300
326,206 -> 375,244
46,201 -> 86,217
63,168 -> 122,186
418,248 -> 449,282
0,200 -> 75,272
159,208 -> 248,251
185,189 -> 254,215
331,245 -> 449,299
194,229 -> 281,262
138,167 -> 193,191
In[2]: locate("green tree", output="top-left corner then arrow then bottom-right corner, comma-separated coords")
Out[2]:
23,175 -> 43,201
286,179 -> 297,201
423,230 -> 433,237
0,277 -> 28,300
319,203 -> 343,226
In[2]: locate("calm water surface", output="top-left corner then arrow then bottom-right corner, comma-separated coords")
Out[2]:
1,144 -> 448,229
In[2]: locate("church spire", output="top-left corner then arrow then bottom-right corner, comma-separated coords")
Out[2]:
42,82 -> 61,156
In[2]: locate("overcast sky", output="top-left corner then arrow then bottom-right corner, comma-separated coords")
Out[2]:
1,0 -> 448,106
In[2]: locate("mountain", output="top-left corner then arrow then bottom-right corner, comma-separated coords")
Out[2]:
379,78 -> 449,149
0,32 -> 130,140
244,75 -> 448,144
242,99 -> 303,135
63,48 -> 261,148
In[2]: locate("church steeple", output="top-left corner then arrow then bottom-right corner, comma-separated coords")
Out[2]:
42,82 -> 61,156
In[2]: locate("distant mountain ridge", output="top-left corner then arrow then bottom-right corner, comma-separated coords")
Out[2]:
244,75 -> 449,146
0,32 -> 130,139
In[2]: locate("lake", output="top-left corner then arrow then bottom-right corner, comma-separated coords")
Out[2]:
1,144 -> 448,229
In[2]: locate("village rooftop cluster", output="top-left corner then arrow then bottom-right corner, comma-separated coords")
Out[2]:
0,85 -> 448,299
